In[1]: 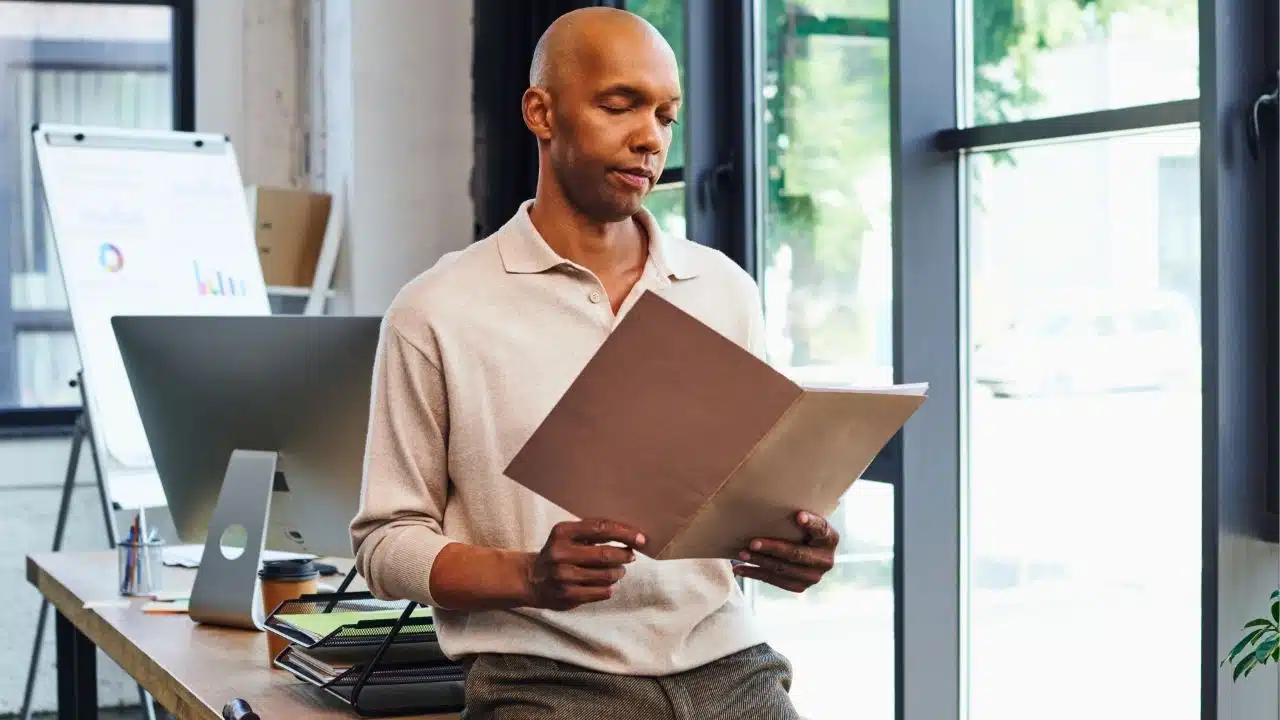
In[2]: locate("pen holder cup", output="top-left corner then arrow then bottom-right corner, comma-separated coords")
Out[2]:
118,538 -> 164,597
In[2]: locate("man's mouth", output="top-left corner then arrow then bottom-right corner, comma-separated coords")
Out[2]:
611,169 -> 652,190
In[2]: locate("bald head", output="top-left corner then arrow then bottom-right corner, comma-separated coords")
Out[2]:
529,7 -> 675,91
521,6 -> 682,223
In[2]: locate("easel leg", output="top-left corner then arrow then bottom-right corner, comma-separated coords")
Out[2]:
77,371 -> 118,547
19,414 -> 84,720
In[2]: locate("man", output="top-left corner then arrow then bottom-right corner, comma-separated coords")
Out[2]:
350,7 -> 840,718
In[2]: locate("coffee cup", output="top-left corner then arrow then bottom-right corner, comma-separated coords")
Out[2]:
259,558 -> 319,663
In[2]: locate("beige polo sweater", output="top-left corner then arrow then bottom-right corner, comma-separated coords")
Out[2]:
350,200 -> 767,676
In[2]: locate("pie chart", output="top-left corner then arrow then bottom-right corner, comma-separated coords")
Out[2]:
98,243 -> 124,272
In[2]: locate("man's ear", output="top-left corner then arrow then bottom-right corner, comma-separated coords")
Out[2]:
522,87 -> 554,141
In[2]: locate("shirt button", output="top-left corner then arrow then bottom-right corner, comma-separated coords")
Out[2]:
588,290 -> 603,304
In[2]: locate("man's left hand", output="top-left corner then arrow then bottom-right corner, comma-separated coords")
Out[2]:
733,511 -> 839,593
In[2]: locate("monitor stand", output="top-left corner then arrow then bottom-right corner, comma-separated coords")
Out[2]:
189,449 -> 278,631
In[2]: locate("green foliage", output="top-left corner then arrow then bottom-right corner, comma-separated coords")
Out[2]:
626,0 -> 685,167
972,0 -> 1196,123
1223,590 -> 1280,682
631,0 -> 1194,367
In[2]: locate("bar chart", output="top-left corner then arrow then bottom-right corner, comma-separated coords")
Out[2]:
193,259 -> 247,297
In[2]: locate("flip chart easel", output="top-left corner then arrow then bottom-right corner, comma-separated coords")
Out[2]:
32,123 -> 271,509
19,124 -> 272,720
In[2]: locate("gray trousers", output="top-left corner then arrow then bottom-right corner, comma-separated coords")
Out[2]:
460,643 -> 801,720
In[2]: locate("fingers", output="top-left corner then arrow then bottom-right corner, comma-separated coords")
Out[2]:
733,564 -> 809,593
550,542 -> 635,568
549,563 -> 627,587
737,549 -> 826,584
796,511 -> 839,548
544,583 -> 617,610
558,519 -> 647,549
745,538 -> 834,571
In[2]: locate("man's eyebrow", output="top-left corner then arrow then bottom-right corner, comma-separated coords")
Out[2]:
595,83 -> 681,103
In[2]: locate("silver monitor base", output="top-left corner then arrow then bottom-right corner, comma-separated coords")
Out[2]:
189,449 -> 277,631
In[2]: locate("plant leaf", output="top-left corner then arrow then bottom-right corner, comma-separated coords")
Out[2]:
1254,636 -> 1279,663
1243,618 -> 1274,630
1228,628 -> 1267,661
1234,653 -> 1258,681
1272,642 -> 1280,662
1271,600 -> 1278,624
1271,589 -> 1278,601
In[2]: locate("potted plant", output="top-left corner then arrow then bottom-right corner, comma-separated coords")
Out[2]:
1223,589 -> 1279,680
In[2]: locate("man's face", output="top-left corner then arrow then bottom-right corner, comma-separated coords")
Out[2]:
547,38 -> 681,223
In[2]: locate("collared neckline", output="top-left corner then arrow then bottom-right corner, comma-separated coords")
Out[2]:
497,199 -> 700,281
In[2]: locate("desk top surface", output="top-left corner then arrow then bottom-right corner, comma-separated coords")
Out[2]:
27,550 -> 459,720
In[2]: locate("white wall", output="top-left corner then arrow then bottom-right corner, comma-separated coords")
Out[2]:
0,0 -> 473,714
310,0 -> 475,315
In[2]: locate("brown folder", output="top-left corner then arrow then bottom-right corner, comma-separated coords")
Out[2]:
504,291 -> 928,560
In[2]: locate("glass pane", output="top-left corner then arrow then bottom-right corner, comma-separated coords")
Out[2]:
643,182 -> 687,238
761,0 -> 892,385
18,330 -> 80,407
966,129 -> 1201,719
788,0 -> 888,20
0,1 -> 174,407
626,0 -> 685,168
749,480 -> 894,719
968,0 -> 1197,124
755,4 -> 894,719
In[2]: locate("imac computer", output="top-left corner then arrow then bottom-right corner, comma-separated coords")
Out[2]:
111,314 -> 383,630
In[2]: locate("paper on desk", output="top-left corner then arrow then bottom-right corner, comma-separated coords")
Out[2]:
142,598 -> 189,614
274,607 -> 433,643
505,291 -> 929,561
161,544 -> 314,569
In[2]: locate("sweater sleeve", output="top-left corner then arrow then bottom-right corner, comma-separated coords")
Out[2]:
350,321 -> 455,608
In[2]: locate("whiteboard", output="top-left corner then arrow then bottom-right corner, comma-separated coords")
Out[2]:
33,124 -> 271,509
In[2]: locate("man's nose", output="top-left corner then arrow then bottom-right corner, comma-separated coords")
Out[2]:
629,116 -> 663,155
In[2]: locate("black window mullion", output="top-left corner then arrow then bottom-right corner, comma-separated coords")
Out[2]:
683,0 -> 755,276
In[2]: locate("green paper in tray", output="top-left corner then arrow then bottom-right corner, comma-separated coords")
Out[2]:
274,607 -> 434,642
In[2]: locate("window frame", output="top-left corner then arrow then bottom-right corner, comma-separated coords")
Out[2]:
0,0 -> 194,435
698,0 -> 1277,717
907,1 -> 1278,720
475,0 -> 1279,714
681,0 -> 902,483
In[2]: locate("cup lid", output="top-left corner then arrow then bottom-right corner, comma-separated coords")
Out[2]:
258,558 -> 318,581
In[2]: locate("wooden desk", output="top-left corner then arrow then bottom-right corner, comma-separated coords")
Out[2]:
26,551 -> 460,720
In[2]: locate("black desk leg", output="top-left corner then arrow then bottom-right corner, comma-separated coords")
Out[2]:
54,610 -> 97,720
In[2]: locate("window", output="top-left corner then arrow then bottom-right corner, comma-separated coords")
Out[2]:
0,0 -> 190,425
748,480 -> 895,718
759,0 -> 891,386
751,2 -> 895,718
966,131 -> 1202,719
968,0 -> 1198,124
476,0 -> 1275,715
949,1 -> 1215,718
627,0 -> 687,236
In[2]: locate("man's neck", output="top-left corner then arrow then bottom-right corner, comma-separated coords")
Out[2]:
527,193 -> 647,280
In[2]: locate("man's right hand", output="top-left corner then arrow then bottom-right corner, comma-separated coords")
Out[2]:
525,519 -> 646,610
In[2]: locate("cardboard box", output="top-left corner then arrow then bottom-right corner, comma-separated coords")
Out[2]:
246,186 -> 331,287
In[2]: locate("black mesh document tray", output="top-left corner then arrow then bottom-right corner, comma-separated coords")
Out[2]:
264,590 -> 465,717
